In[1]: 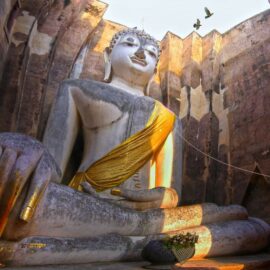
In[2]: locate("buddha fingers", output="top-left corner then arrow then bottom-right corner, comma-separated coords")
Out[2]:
112,187 -> 178,202
0,149 -> 42,236
0,148 -> 17,199
20,155 -> 52,222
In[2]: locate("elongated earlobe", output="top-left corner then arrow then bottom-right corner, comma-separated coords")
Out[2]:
103,47 -> 112,82
144,73 -> 156,96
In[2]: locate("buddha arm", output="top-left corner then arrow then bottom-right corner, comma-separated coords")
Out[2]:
155,132 -> 174,187
43,81 -> 80,182
155,117 -> 183,198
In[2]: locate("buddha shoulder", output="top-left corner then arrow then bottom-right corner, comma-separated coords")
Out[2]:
60,79 -> 146,109
57,79 -> 153,129
59,79 -> 154,108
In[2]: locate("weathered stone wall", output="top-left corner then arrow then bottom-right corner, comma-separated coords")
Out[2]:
0,0 -> 108,137
0,0 -> 8,80
0,1 -> 269,222
156,10 -> 270,214
0,0 -> 17,80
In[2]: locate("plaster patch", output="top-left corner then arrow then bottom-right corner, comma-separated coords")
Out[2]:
70,46 -> 88,79
179,86 -> 189,119
190,85 -> 209,121
11,11 -> 35,47
213,90 -> 230,147
28,21 -> 54,56
218,108 -> 229,147
212,90 -> 223,116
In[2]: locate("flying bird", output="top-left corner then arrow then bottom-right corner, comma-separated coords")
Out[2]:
204,7 -> 214,19
193,19 -> 202,30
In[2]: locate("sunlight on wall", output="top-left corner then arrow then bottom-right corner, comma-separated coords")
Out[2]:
191,34 -> 202,65
92,21 -> 125,53
80,0 -> 107,29
213,33 -> 223,54
159,32 -> 183,77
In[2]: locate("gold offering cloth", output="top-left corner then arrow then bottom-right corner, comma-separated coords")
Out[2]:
69,100 -> 175,192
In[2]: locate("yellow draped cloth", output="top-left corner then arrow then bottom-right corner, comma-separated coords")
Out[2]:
69,100 -> 175,192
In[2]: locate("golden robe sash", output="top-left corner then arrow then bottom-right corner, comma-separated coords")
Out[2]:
69,100 -> 176,192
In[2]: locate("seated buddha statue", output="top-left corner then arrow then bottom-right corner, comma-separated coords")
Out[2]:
42,28 -> 183,210
0,28 -> 269,266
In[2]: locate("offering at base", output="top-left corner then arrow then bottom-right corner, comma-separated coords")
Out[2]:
163,233 -> 198,264
142,233 -> 198,264
162,233 -> 199,250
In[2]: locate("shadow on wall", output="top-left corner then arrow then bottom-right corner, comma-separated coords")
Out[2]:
243,167 -> 270,225
0,0 -> 20,82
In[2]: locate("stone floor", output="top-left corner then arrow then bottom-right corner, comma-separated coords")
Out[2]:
1,262 -> 150,270
3,254 -> 270,270
173,253 -> 270,270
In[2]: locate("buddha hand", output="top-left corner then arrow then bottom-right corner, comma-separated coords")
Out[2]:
0,132 -> 61,233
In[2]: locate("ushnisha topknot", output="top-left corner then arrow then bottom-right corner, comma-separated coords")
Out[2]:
108,27 -> 161,60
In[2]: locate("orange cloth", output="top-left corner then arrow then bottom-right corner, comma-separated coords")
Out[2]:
69,100 -> 175,192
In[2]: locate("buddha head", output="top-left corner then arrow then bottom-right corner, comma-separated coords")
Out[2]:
104,28 -> 160,92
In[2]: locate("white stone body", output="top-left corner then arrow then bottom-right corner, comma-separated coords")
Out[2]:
43,79 -> 182,198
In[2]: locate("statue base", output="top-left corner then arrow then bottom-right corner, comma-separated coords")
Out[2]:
1,254 -> 270,270
0,217 -> 269,267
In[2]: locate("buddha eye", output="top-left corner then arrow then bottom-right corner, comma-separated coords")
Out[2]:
145,45 -> 158,58
147,50 -> 157,58
122,41 -> 137,47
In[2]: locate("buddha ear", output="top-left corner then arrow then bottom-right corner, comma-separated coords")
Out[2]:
103,47 -> 112,82
144,74 -> 155,96
144,66 -> 158,96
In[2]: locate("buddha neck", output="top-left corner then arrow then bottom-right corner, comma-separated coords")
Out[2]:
109,77 -> 145,96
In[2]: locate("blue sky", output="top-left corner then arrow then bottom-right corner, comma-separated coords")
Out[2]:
103,0 -> 270,40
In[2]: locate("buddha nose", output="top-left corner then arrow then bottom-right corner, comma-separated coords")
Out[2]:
134,47 -> 146,59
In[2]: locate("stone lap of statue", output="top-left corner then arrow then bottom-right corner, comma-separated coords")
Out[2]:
0,28 -> 269,266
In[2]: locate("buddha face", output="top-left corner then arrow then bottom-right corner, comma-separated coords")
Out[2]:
108,32 -> 159,88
